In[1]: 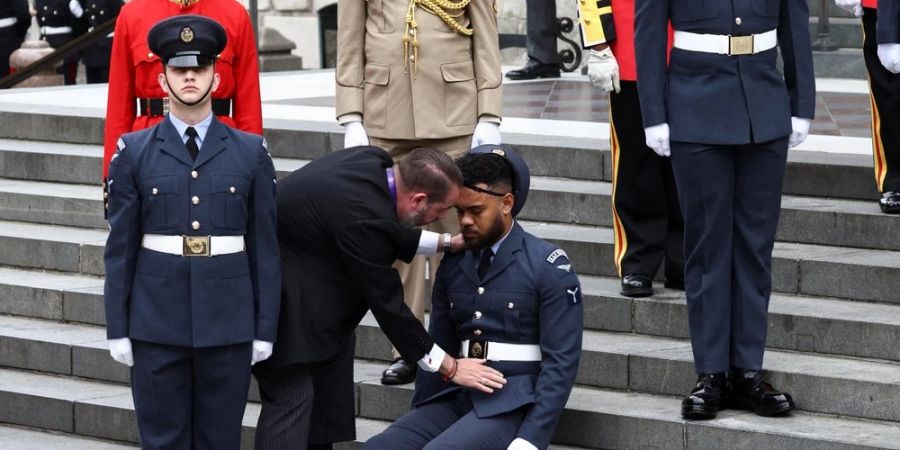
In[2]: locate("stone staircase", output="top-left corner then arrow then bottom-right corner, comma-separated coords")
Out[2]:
807,0 -> 868,79
1,101 -> 900,449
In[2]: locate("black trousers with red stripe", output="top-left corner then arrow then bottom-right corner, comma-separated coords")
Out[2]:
609,81 -> 684,282
863,7 -> 900,193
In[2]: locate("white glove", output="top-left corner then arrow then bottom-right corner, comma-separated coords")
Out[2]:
343,121 -> 369,149
878,44 -> 900,74
587,47 -> 620,93
644,123 -> 671,157
834,0 -> 863,16
251,340 -> 274,365
470,122 -> 501,148
108,338 -> 134,367
788,117 -> 811,148
507,438 -> 538,450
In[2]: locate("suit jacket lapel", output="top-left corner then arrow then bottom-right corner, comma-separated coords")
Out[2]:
193,117 -> 228,168
480,223 -> 524,284
156,117 -> 194,167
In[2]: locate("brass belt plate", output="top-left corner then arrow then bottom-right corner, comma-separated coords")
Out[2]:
729,35 -> 754,56
183,236 -> 210,257
467,340 -> 489,359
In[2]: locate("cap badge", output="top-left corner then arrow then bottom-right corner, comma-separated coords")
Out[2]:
180,26 -> 194,43
491,148 -> 506,157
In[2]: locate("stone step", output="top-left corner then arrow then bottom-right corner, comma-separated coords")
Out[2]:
0,424 -> 137,449
2,366 -> 900,450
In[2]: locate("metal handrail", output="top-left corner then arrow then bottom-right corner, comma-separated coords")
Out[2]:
0,17 -> 116,89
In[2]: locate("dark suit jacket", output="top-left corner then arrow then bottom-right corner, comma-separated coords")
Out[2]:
635,0 -> 816,145
879,0 -> 900,44
266,146 -> 435,367
412,223 -> 583,450
104,117 -> 280,347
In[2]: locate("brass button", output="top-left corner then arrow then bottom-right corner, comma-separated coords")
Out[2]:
99,10 -> 104,14
191,170 -> 198,179
508,302 -> 514,309
90,15 -> 95,20
735,17 -> 742,26
147,52 -> 154,59
449,302 -> 454,309
477,287 -> 484,295
103,191 -> 108,199
151,187 -> 158,195
191,196 -> 200,205
473,329 -> 482,336
474,311 -> 482,319
584,18 -> 591,25
191,221 -> 200,230
229,186 -> 236,194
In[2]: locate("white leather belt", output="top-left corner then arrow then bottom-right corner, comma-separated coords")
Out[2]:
460,340 -> 542,362
673,29 -> 777,56
142,234 -> 245,257
41,26 -> 73,35
0,17 -> 17,28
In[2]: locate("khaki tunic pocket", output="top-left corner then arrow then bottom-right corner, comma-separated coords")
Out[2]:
363,63 -> 390,129
441,61 -> 477,127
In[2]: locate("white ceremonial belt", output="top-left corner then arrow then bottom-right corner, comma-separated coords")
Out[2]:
41,26 -> 73,35
0,17 -> 18,28
673,29 -> 777,56
460,339 -> 542,362
142,234 -> 245,257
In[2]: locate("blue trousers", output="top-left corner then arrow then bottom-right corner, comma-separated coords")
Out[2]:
130,340 -> 252,450
363,390 -> 526,450
669,137 -> 788,374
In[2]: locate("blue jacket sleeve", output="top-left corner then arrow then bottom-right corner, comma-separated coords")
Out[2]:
246,140 -> 281,342
778,0 -> 816,119
634,0 -> 671,127
413,254 -> 461,403
879,0 -> 900,44
516,257 -> 583,450
103,142 -> 141,339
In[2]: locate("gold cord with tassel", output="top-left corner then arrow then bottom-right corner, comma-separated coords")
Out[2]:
403,0 -> 473,78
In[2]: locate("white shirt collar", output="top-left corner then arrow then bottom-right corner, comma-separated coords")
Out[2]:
168,112 -> 213,148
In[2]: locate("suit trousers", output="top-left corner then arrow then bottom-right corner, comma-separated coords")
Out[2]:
669,137 -> 788,374
525,0 -> 559,64
609,81 -> 684,281
362,390 -> 526,450
369,135 -> 469,360
130,340 -> 252,450
863,7 -> 900,193
253,337 -> 356,449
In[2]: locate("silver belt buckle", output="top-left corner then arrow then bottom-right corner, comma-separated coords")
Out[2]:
183,236 -> 210,257
728,35 -> 754,56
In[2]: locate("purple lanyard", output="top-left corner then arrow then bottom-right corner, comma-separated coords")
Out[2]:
386,167 -> 397,205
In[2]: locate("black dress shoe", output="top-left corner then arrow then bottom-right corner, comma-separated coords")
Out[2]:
682,372 -> 728,420
381,358 -> 416,385
621,274 -> 653,297
728,369 -> 795,416
880,191 -> 900,214
505,58 -> 561,80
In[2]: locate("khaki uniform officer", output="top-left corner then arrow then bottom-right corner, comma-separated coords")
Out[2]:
335,0 -> 504,385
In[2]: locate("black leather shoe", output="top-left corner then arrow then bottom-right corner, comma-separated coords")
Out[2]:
621,274 -> 653,297
682,372 -> 728,420
505,58 -> 561,80
880,191 -> 900,214
728,369 -> 795,416
381,358 -> 416,385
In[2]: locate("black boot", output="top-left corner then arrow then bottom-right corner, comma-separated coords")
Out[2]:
728,369 -> 795,416
682,372 -> 728,420
505,58 -> 561,80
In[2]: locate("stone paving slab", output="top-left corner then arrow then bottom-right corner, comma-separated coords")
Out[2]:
0,425 -> 137,449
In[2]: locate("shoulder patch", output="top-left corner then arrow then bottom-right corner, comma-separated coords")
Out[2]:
546,249 -> 568,264
116,138 -> 126,152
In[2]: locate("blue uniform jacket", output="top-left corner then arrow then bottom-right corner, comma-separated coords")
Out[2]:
412,223 -> 583,450
879,0 -> 900,44
634,0 -> 816,145
104,116 -> 280,348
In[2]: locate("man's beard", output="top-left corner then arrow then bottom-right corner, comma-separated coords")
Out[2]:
400,203 -> 429,227
463,213 -> 505,250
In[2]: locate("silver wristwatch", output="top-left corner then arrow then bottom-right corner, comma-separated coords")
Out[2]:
441,233 -> 453,252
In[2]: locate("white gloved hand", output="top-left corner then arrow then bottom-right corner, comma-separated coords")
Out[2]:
470,122 -> 501,148
251,340 -> 274,365
878,44 -> 900,74
507,438 -> 538,450
834,0 -> 863,16
587,47 -> 620,93
108,338 -> 134,367
644,123 -> 671,157
788,117 -> 811,148
343,121 -> 369,149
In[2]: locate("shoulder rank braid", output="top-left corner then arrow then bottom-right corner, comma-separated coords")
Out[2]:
403,0 -> 473,77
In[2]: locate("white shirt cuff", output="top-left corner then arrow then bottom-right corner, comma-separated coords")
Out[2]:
508,438 -> 538,450
417,230 -> 441,256
417,344 -> 447,373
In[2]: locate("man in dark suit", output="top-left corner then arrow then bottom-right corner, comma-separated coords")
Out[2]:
364,146 -> 583,450
0,0 -> 29,77
505,0 -> 561,80
254,146 -> 507,450
635,0 -> 815,420
104,15 -> 279,450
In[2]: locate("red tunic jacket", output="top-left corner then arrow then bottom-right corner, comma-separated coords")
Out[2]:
102,0 -> 262,178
